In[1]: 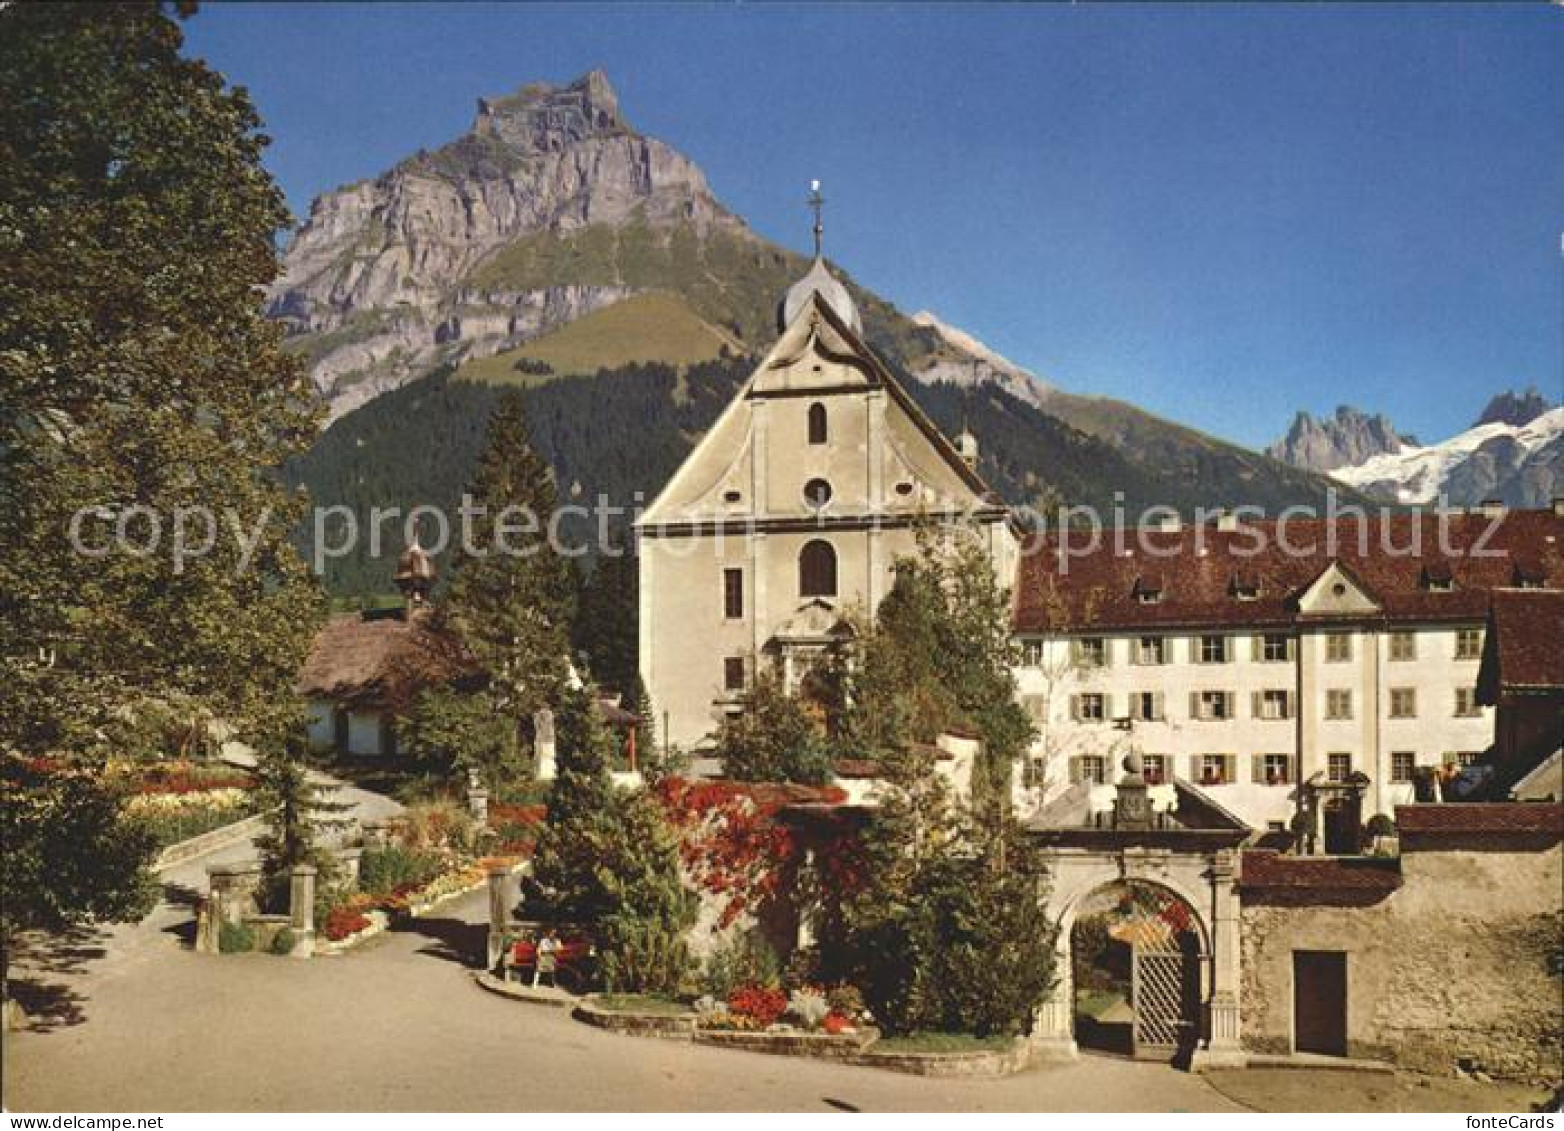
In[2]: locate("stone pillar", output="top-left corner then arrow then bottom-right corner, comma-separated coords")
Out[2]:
1192,850 -> 1246,1070
485,863 -> 511,971
202,862 -> 262,954
1032,930 -> 1079,1062
533,708 -> 556,782
288,864 -> 317,958
467,770 -> 489,823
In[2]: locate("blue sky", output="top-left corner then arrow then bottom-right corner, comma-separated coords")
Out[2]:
184,3 -> 1564,450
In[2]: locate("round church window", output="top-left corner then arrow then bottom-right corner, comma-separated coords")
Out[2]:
803,478 -> 833,509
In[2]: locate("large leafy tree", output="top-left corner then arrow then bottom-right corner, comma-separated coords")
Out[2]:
838,528 -> 1032,805
1,754 -> 159,992
714,669 -> 832,785
820,530 -> 1055,1037
0,4 -> 324,964
440,390 -> 575,725
0,2 -> 324,758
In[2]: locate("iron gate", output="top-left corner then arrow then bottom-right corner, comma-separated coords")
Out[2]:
1116,891 -> 1200,1059
1131,935 -> 1188,1056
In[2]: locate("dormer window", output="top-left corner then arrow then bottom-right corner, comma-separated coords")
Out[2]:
1513,559 -> 1546,589
1421,562 -> 1454,592
1229,572 -> 1260,601
1133,575 -> 1164,605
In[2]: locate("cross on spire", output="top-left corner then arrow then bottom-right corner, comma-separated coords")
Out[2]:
807,179 -> 825,259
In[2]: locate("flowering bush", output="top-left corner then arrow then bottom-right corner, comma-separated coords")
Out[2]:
488,802 -> 545,856
656,778 -> 849,929
324,905 -> 373,942
728,985 -> 788,1028
821,1012 -> 853,1035
787,987 -> 830,1031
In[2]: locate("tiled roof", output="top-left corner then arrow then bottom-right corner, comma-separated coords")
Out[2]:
1013,509 -> 1564,633
1239,849 -> 1402,895
1484,589 -> 1564,691
1394,802 -> 1564,837
296,609 -> 472,709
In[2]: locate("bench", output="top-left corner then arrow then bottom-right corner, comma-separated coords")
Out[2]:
501,937 -> 593,990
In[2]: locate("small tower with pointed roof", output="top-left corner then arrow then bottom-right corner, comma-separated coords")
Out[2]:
394,539 -> 435,616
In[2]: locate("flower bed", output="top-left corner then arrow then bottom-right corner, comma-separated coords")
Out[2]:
123,769 -> 259,850
318,852 -> 525,951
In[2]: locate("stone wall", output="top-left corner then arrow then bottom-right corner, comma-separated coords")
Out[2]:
1241,841 -> 1563,1082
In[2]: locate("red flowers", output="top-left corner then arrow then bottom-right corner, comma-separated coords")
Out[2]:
324,905 -> 372,941
821,1012 -> 852,1035
728,985 -> 788,1028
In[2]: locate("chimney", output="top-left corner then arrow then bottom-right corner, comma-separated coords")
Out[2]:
1156,514 -> 1182,533
1211,508 -> 1239,532
1552,497 -> 1564,517
1478,499 -> 1506,518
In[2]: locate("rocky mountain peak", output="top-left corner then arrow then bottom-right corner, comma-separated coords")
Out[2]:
1267,404 -> 1407,473
1475,387 -> 1555,429
473,69 -> 629,152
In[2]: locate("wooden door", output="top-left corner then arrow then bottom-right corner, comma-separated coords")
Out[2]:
1293,950 -> 1347,1056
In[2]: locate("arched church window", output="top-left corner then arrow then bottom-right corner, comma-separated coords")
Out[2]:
808,402 -> 828,445
799,539 -> 837,598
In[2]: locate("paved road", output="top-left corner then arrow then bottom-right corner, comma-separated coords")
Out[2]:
3,881 -> 1243,1113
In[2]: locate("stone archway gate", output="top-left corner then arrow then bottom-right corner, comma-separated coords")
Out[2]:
1028,836 -> 1248,1071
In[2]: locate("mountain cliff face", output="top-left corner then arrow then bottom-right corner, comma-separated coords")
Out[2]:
268,71 -> 743,417
1331,403 -> 1563,508
1267,405 -> 1408,473
1475,387 -> 1554,429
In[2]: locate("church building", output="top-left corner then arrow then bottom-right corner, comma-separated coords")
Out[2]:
636,227 -> 1017,750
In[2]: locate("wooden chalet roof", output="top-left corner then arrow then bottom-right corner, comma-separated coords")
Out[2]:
1013,509 -> 1564,633
296,609 -> 473,710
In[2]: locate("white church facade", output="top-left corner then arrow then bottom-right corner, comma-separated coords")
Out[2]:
635,256 -> 1016,751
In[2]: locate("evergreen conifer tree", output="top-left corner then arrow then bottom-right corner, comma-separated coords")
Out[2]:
442,389 -> 576,723
524,681 -> 694,993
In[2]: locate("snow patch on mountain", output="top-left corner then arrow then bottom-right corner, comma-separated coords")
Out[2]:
909,310 -> 1052,408
1331,407 -> 1564,506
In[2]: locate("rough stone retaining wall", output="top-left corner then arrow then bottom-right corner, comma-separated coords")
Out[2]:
573,998 -> 697,1039
847,1042 -> 1032,1078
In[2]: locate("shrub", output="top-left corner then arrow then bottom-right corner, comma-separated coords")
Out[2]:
270,927 -> 296,955
825,983 -> 866,1020
700,933 -> 781,999
359,845 -> 443,898
218,920 -> 255,953
713,671 -> 832,784
393,800 -> 479,855
728,985 -> 788,1028
1365,813 -> 1397,839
